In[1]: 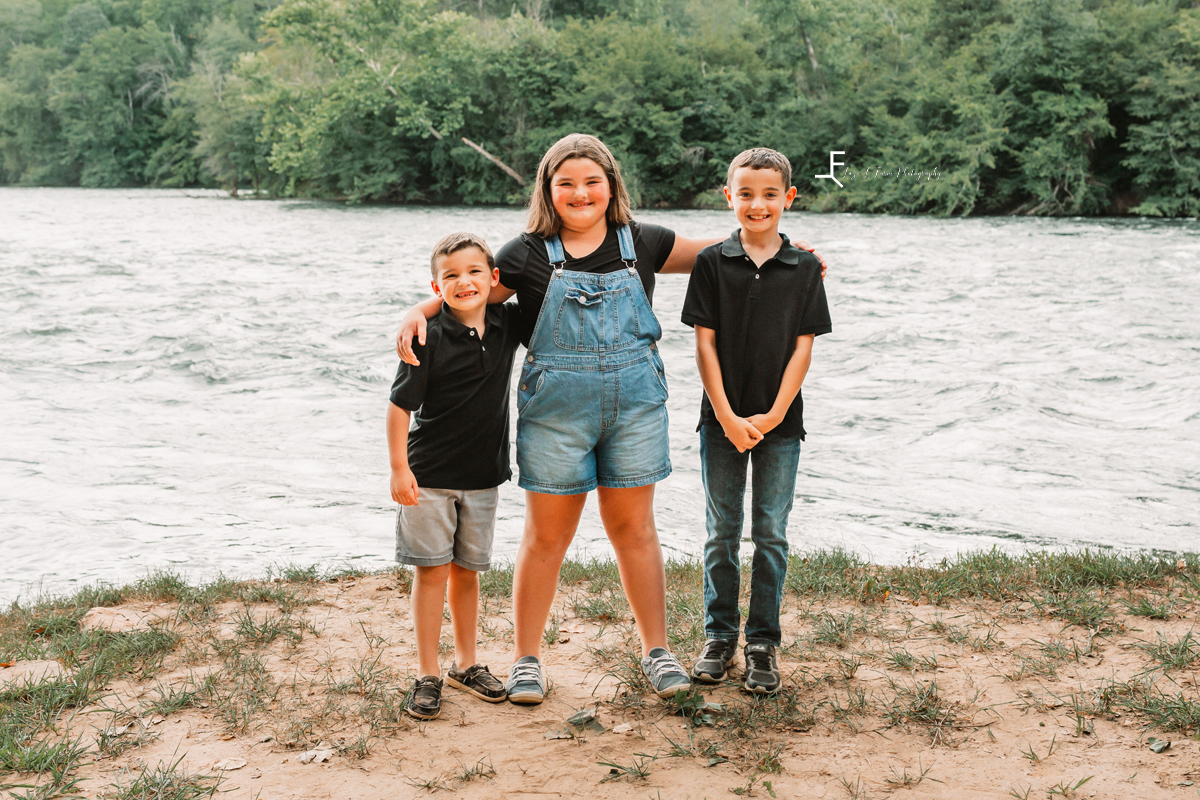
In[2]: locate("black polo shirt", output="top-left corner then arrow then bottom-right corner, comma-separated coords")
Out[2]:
495,221 -> 676,346
681,230 -> 832,440
390,302 -> 523,489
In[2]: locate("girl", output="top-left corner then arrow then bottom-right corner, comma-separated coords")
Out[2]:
395,134 -> 825,703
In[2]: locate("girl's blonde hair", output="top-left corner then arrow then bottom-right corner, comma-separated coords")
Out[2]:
526,134 -> 634,238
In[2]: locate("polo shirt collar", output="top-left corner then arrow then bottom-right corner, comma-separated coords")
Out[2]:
719,230 -> 801,266
438,303 -> 479,337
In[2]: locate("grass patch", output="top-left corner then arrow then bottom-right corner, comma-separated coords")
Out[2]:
105,755 -> 222,799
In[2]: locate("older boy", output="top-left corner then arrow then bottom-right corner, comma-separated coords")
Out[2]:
387,232 -> 522,719
681,148 -> 832,693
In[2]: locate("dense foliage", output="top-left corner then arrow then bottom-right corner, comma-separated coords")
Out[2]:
1,0 -> 1197,215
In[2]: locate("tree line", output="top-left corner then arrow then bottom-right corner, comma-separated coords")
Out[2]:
1,0 -> 1197,216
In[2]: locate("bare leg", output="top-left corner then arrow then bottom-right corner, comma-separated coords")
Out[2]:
512,491 -> 588,659
596,484 -> 667,657
412,564 -> 451,677
447,564 -> 479,668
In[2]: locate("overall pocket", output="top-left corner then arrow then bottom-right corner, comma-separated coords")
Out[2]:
517,367 -> 546,415
553,286 -> 640,351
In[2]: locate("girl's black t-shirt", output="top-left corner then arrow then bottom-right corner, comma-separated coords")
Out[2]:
495,221 -> 676,346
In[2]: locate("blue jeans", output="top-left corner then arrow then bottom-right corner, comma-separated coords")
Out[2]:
700,425 -> 801,646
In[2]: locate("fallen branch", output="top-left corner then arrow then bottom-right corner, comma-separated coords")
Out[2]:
461,137 -> 526,185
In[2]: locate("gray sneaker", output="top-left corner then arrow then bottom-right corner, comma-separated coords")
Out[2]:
641,647 -> 691,698
692,638 -> 738,683
743,643 -> 781,694
506,655 -> 545,705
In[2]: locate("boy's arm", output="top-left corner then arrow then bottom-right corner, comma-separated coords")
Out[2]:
663,236 -> 830,280
695,325 -> 763,452
395,283 -> 516,365
386,403 -> 419,505
745,335 -> 815,436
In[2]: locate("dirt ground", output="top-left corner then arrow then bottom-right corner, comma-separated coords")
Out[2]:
5,566 -> 1200,800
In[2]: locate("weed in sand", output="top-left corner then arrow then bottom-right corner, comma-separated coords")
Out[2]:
1046,775 -> 1093,797
885,649 -> 917,671
811,612 -> 869,649
543,612 -> 562,646
571,585 -> 629,622
882,679 -> 956,743
403,772 -> 452,791
1140,632 -> 1200,671
479,564 -> 514,598
1121,592 -> 1175,620
232,606 -> 305,646
105,755 -> 222,800
832,653 -> 865,680
1122,687 -> 1200,733
1004,654 -> 1060,682
454,757 -> 497,784
357,620 -> 388,649
885,759 -> 940,788
837,774 -> 869,800
1020,734 -> 1058,763
0,728 -> 88,797
598,752 -> 658,783
1032,591 -> 1116,631
97,722 -> 161,759
209,649 -> 277,732
825,686 -> 870,720
730,772 -> 777,797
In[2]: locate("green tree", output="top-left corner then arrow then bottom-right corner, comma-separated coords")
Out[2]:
1123,9 -> 1200,216
60,1 -> 109,54
0,43 -> 71,182
48,24 -> 179,185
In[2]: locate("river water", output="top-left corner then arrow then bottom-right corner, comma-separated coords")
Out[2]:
2,189 -> 1197,602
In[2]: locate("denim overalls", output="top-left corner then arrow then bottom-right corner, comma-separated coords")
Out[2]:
515,225 -> 672,495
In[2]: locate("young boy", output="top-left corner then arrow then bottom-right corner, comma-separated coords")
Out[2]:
387,232 -> 522,719
680,148 -> 832,693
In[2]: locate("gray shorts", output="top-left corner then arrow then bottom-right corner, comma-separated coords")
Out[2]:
395,487 -> 498,571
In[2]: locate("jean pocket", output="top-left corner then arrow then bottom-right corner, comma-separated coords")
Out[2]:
517,367 -> 545,415
651,353 -> 669,399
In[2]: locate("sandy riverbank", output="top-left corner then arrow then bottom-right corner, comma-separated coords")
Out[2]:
2,550 -> 1198,799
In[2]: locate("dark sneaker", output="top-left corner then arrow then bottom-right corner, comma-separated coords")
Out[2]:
446,663 -> 507,703
743,643 -> 780,694
506,656 -> 545,705
641,647 -> 691,698
406,675 -> 442,720
692,638 -> 738,683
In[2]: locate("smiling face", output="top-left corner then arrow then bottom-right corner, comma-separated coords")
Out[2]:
431,246 -> 498,314
724,166 -> 797,236
549,157 -> 612,234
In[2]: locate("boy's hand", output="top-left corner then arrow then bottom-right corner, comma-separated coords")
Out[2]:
395,311 -> 428,366
745,413 -> 781,436
721,416 -> 764,453
792,239 -> 828,280
391,468 -> 420,505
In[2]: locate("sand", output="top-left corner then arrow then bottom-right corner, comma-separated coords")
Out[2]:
5,568 -> 1199,799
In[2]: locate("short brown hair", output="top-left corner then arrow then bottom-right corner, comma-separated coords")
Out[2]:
430,232 -> 494,278
526,134 -> 634,238
726,148 -> 792,189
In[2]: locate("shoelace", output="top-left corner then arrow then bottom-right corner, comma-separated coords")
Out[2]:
644,652 -> 686,681
700,641 -> 732,661
745,648 -> 774,673
509,661 -> 543,685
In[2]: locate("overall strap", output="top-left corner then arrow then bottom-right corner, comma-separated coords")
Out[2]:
543,235 -> 567,276
615,225 -> 637,274
543,226 -> 637,276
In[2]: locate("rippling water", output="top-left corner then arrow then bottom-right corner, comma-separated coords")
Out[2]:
2,189 -> 1197,602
